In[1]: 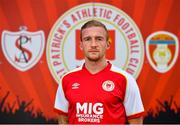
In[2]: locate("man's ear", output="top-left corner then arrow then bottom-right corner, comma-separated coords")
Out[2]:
80,41 -> 83,50
106,40 -> 110,50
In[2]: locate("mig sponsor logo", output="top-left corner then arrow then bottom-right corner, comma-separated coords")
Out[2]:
76,102 -> 103,123
1,26 -> 45,71
146,31 -> 179,73
47,3 -> 144,84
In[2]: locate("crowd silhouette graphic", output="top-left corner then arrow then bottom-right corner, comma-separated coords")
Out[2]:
0,90 -> 180,123
144,96 -> 180,123
0,91 -> 57,124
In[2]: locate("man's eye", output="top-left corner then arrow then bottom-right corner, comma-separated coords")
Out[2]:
84,37 -> 91,41
96,37 -> 103,41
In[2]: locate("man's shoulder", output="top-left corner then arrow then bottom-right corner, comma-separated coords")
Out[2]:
62,66 -> 83,79
110,64 -> 134,80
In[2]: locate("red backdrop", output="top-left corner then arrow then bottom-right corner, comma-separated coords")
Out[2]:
0,0 -> 180,118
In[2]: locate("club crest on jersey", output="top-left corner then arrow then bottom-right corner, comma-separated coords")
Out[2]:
47,3 -> 144,84
1,26 -> 45,71
146,31 -> 179,73
102,80 -> 115,92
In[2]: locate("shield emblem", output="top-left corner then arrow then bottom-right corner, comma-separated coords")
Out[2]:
146,31 -> 179,73
1,27 -> 45,71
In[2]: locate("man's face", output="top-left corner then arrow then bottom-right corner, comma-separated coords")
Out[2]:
80,26 -> 110,62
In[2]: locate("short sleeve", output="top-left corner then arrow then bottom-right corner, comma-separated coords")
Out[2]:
123,74 -> 145,119
54,79 -> 69,114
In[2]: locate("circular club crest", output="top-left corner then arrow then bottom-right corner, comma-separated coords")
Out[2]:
47,3 -> 144,84
102,80 -> 115,92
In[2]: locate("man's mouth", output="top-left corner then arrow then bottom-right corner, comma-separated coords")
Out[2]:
88,50 -> 99,52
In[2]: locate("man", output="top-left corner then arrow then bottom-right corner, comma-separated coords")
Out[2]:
54,20 -> 145,124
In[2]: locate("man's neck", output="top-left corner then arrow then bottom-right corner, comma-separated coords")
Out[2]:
84,58 -> 108,74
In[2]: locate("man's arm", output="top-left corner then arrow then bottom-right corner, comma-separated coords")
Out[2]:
128,116 -> 143,124
123,73 -> 145,124
55,80 -> 69,124
57,114 -> 68,124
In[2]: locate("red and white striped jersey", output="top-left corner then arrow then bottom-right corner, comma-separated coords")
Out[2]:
54,62 -> 144,124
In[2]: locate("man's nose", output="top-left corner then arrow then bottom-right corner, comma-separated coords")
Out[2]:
91,38 -> 97,46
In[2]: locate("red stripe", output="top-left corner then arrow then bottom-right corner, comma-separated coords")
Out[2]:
16,0 -> 37,30
164,0 -> 180,31
0,4 -> 13,95
160,59 -> 180,104
0,5 -> 10,29
0,1 -> 33,111
140,0 -> 161,37
54,108 -> 68,116
133,0 -> 162,104
43,0 -> 58,27
127,111 -> 146,120
17,72 -> 43,109
147,71 -> 174,110
174,89 -> 180,109
139,0 -> 161,110
121,0 -> 135,17
132,0 -> 146,26
29,0 -> 50,35
16,0 -> 51,115
110,0 -> 123,9
29,0 -> 59,116
159,1 -> 180,106
0,71 -> 16,104
17,0 -> 58,117
143,0 -> 179,110
152,0 -> 173,31
0,0 -> 24,30
54,0 -> 69,19
29,63 -> 57,117
65,0 -> 79,8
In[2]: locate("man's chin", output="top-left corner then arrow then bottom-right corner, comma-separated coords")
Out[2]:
87,56 -> 100,62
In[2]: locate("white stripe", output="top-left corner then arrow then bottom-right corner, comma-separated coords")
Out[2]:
111,65 -> 144,116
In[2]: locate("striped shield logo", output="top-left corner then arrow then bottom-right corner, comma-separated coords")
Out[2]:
1,27 -> 45,71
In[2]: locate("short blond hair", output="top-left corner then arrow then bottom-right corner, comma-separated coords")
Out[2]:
80,20 -> 109,41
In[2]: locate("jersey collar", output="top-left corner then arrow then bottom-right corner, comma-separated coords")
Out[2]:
82,61 -> 112,76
